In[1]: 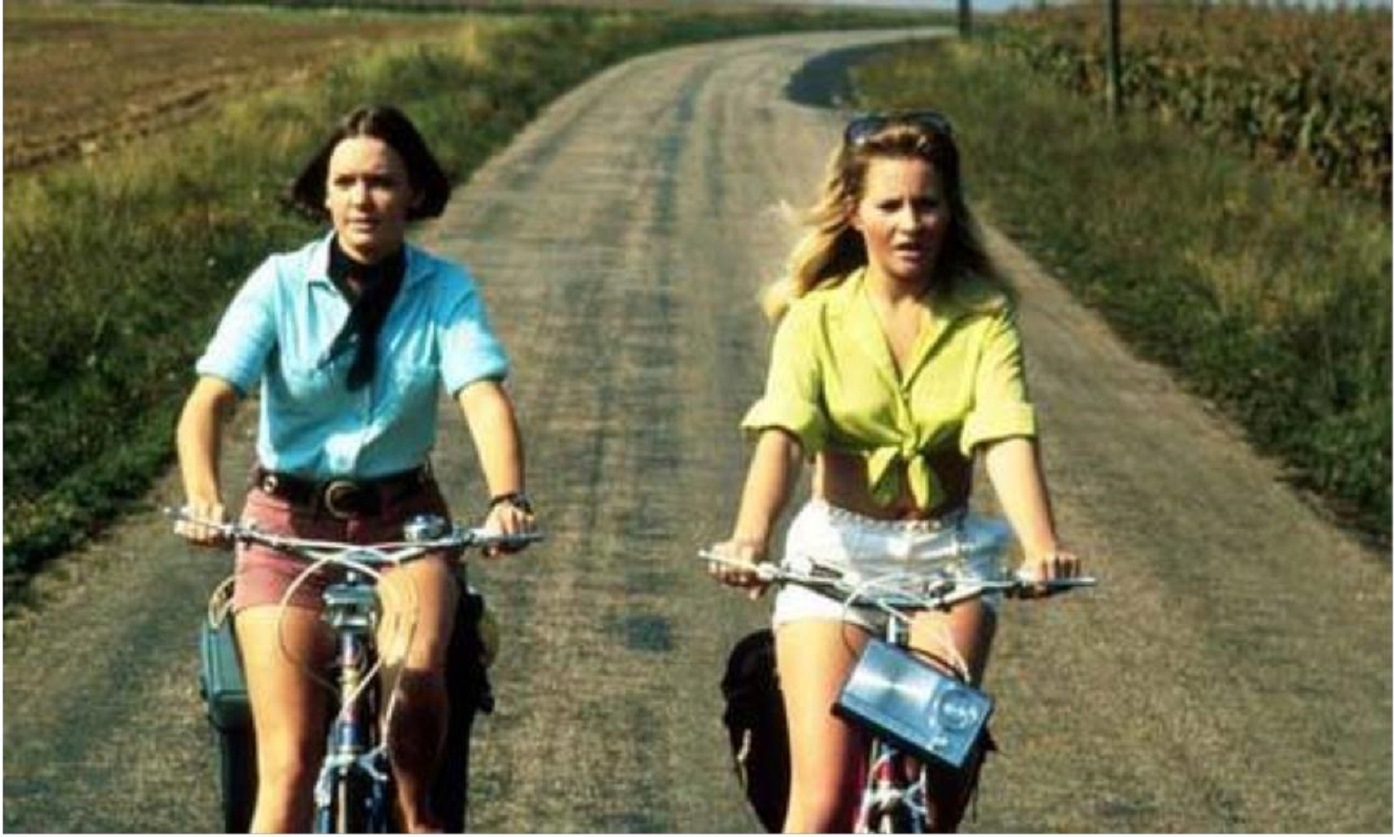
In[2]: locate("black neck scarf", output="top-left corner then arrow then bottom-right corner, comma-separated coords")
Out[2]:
324,237 -> 407,391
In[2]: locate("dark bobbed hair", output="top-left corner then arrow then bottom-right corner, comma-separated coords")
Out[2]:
289,104 -> 451,221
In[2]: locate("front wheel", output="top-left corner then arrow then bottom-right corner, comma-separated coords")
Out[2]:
316,769 -> 388,833
864,805 -> 917,834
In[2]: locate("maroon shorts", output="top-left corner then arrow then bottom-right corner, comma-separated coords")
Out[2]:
231,480 -> 451,613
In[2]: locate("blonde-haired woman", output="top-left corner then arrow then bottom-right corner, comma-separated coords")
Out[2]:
709,111 -> 1081,832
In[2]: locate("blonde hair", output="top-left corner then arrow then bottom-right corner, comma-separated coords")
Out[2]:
762,119 -> 1000,321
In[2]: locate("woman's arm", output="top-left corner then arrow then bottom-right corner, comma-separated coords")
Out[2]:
455,379 -> 534,549
732,428 -> 804,549
175,376 -> 240,544
981,436 -> 1079,589
710,428 -> 804,596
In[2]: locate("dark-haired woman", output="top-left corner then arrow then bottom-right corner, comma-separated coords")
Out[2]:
175,104 -> 536,832
708,112 -> 1082,832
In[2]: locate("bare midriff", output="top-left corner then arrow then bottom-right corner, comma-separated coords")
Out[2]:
812,448 -> 968,521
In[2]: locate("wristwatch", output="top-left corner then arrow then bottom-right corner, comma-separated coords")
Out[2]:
488,491 -> 534,515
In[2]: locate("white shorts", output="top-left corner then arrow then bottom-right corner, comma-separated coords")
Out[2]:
771,499 -> 1009,632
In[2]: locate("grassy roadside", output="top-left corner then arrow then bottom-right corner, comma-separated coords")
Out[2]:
2,5 -> 937,593
852,38 -> 1390,543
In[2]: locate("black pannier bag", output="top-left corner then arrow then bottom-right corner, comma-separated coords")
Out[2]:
197,578 -> 494,833
720,629 -> 790,833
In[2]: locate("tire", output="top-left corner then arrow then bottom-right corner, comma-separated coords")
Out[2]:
868,804 -> 916,834
322,769 -> 385,834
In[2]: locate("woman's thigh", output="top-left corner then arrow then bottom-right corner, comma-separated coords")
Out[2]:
376,555 -> 459,673
775,620 -> 872,792
235,605 -> 334,759
907,600 -> 997,685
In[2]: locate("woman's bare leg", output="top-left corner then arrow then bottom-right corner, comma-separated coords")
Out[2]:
236,605 -> 333,833
775,619 -> 872,833
377,556 -> 460,834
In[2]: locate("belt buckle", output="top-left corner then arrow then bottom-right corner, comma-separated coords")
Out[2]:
323,480 -> 362,519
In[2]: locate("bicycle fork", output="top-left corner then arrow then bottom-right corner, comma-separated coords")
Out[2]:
854,618 -> 929,834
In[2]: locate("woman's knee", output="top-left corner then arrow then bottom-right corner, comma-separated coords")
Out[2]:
255,734 -> 322,798
378,560 -> 459,671
385,668 -> 449,762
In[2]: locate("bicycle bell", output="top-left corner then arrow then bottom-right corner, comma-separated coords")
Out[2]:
403,514 -> 449,542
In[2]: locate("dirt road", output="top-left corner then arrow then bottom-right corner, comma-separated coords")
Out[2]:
4,29 -> 1389,833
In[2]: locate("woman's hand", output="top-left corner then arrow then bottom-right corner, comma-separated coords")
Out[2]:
481,494 -> 536,558
1016,545 -> 1082,598
174,497 -> 230,548
706,538 -> 770,600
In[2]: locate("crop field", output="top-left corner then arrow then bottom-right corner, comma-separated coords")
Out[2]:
990,3 -> 1392,204
2,2 -> 479,173
2,0 -> 843,174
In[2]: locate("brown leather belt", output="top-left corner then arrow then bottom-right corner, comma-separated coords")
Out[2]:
252,464 -> 432,519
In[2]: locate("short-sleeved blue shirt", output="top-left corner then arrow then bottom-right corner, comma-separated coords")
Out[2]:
196,232 -> 509,479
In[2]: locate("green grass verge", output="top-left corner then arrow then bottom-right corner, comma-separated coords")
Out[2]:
2,6 -> 936,585
851,37 -> 1390,542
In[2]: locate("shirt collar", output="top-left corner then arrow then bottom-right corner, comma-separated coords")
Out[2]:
832,267 -> 971,391
306,230 -> 429,290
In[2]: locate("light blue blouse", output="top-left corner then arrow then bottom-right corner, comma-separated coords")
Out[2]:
196,232 -> 509,479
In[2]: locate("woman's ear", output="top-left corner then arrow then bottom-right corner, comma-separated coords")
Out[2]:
845,199 -> 863,232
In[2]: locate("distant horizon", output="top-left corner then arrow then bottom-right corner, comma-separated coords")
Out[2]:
776,0 -> 1392,10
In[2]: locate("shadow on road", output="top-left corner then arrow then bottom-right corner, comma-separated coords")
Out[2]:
784,43 -> 885,110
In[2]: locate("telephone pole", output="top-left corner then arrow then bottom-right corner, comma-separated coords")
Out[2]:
1105,0 -> 1123,117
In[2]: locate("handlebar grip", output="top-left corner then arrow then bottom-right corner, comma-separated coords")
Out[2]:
698,549 -> 778,581
1021,575 -> 1098,588
1008,574 -> 1098,597
482,531 -> 545,548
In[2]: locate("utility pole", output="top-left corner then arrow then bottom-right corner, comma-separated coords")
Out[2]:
1105,0 -> 1123,117
958,0 -> 972,40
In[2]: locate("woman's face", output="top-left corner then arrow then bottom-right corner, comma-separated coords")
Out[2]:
324,136 -> 418,263
850,156 -> 950,289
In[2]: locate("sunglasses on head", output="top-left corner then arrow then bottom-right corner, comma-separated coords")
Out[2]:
843,110 -> 954,148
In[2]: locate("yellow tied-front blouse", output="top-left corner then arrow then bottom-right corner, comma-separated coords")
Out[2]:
742,268 -> 1037,510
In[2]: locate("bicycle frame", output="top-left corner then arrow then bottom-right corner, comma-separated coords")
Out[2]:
315,569 -> 393,833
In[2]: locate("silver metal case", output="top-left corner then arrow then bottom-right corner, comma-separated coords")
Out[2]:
834,639 -> 993,770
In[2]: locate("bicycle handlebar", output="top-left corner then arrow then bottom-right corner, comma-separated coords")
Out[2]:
167,507 -> 543,567
699,549 -> 1096,613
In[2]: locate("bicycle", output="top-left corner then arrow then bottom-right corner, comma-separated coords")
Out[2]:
174,508 -> 540,833
703,516 -> 1094,834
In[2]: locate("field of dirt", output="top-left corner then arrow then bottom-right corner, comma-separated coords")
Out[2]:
4,25 -> 1389,834
2,1 -> 462,173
